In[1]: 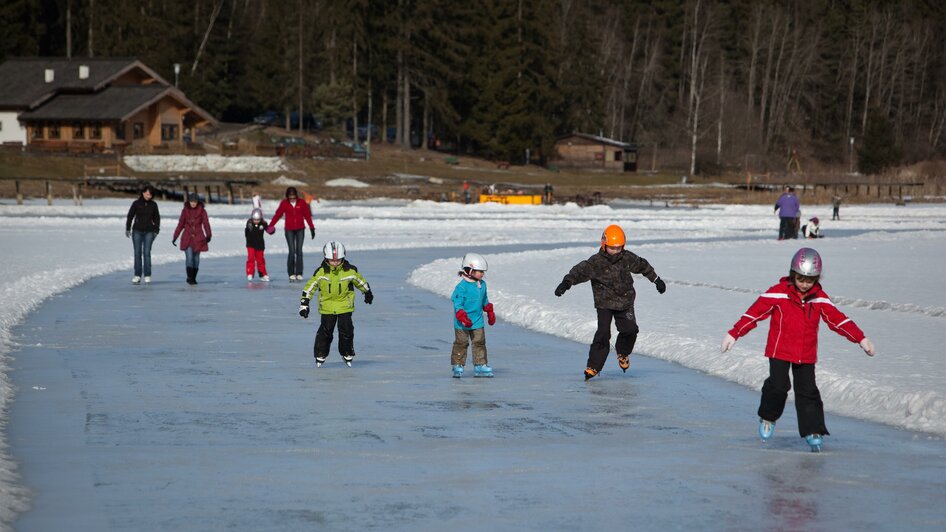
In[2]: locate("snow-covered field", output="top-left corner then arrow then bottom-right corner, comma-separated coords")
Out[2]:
2,196 -> 945,524
123,155 -> 288,172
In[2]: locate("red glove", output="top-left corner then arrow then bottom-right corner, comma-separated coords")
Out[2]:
484,303 -> 496,326
265,225 -> 275,235
455,309 -> 473,328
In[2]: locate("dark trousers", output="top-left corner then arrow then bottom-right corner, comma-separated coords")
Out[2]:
314,312 -> 354,359
778,217 -> 796,239
758,358 -> 829,437
832,206 -> 840,220
586,308 -> 639,372
285,229 -> 305,276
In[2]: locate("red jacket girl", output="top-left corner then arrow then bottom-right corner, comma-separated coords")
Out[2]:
172,201 -> 212,252
727,276 -> 865,364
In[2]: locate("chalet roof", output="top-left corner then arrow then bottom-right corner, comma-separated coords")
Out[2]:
556,133 -> 636,150
18,85 -> 216,125
0,57 -> 169,110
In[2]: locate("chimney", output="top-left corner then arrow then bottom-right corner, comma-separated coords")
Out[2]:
44,69 -> 55,83
79,65 -> 89,79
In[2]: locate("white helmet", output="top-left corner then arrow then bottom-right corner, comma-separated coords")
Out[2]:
790,247 -> 822,277
323,241 -> 346,260
460,252 -> 488,272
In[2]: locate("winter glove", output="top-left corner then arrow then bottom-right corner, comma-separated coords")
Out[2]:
310,228 -> 316,239
721,334 -> 736,353
484,303 -> 496,326
125,230 -> 131,238
554,280 -> 572,297
860,337 -> 875,357
654,277 -> 667,294
206,235 -> 212,243
171,239 -> 177,247
363,290 -> 374,304
455,309 -> 473,328
265,225 -> 276,235
299,298 -> 310,319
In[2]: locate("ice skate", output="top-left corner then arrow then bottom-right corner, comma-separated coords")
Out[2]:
247,274 -> 253,281
315,356 -> 326,368
143,276 -> 151,284
452,365 -> 464,378
759,419 -> 776,441
132,276 -> 141,285
261,275 -> 270,282
474,364 -> 493,378
342,353 -> 355,368
805,434 -> 823,452
617,354 -> 630,373
584,367 -> 598,381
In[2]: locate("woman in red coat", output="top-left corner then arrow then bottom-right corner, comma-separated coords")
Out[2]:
721,248 -> 875,452
266,186 -> 315,282
172,195 -> 212,285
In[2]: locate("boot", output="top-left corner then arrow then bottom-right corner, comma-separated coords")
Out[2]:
192,267 -> 199,285
186,267 -> 197,285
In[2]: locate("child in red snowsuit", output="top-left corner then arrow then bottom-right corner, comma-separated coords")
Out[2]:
245,208 -> 275,281
721,247 -> 876,451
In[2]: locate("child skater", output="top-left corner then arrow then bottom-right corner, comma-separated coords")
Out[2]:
554,224 -> 666,380
721,247 -> 876,452
245,208 -> 275,281
451,253 -> 496,378
299,241 -> 373,367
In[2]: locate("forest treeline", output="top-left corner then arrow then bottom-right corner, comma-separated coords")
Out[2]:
3,0 -> 946,174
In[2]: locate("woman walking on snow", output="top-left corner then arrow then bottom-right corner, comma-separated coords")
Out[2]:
721,247 -> 876,452
172,195 -> 212,285
267,186 -> 315,282
125,185 -> 160,285
554,224 -> 666,380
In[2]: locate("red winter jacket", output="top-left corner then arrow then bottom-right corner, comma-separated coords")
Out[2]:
172,202 -> 212,252
728,277 -> 865,364
267,199 -> 314,232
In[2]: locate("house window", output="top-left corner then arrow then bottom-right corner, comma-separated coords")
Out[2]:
115,123 -> 126,140
614,150 -> 622,162
89,123 -> 102,139
133,122 -> 144,139
73,123 -> 85,139
32,125 -> 44,139
48,123 -> 61,139
161,124 -> 179,141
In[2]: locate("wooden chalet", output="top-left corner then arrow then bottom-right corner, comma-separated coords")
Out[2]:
0,58 -> 215,152
553,133 -> 638,172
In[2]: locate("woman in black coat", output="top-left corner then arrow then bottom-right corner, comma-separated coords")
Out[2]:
125,185 -> 160,285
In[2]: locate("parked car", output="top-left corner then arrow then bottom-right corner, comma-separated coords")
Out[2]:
253,110 -> 282,126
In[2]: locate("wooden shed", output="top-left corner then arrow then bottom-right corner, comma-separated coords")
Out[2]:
553,133 -> 637,172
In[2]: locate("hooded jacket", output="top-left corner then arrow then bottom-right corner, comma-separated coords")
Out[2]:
563,249 -> 658,311
452,276 -> 490,330
245,218 -> 269,250
728,277 -> 865,364
125,195 -> 160,233
301,259 -> 370,315
172,202 -> 212,252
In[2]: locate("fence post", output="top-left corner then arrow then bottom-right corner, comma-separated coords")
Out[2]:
46,181 -> 53,205
15,180 -> 23,205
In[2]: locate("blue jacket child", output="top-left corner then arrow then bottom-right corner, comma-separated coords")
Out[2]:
450,253 -> 496,378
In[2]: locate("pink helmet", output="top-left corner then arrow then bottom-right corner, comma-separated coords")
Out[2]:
790,248 -> 822,277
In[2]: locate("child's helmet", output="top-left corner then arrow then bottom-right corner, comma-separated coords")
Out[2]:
323,241 -> 346,260
810,216 -> 819,224
790,247 -> 822,276
251,208 -> 262,220
601,224 -> 626,249
461,252 -> 488,272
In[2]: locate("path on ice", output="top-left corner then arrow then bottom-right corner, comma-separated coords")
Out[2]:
9,248 -> 946,531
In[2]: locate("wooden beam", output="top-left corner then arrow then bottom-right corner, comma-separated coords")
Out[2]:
15,180 -> 23,205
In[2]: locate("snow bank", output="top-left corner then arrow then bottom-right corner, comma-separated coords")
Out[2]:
123,155 -> 287,173
270,175 -> 307,186
325,178 -> 370,188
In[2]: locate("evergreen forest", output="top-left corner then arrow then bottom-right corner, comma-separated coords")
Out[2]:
3,0 -> 946,174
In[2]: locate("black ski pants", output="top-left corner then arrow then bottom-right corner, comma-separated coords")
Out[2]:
778,217 -> 797,239
586,307 -> 639,372
758,358 -> 829,437
314,312 -> 354,359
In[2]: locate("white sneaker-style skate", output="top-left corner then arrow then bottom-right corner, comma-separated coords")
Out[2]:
261,275 -> 270,282
132,276 -> 141,284
143,276 -> 151,284
247,274 -> 253,281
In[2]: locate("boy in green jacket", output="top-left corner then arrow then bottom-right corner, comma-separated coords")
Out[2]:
299,241 -> 374,367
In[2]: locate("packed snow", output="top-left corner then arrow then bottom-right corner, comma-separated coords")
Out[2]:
123,155 -> 288,172
2,196 -> 945,526
270,175 -> 307,186
325,178 -> 370,188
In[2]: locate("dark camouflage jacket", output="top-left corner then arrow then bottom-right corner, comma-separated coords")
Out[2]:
563,249 -> 658,311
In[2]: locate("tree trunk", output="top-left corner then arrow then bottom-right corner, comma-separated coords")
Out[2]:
422,92 -> 429,150
66,0 -> 72,58
352,40 -> 358,141
403,69 -> 411,148
88,0 -> 94,57
298,0 -> 304,133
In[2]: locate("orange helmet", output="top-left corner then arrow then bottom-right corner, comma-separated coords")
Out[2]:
601,224 -> 626,249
